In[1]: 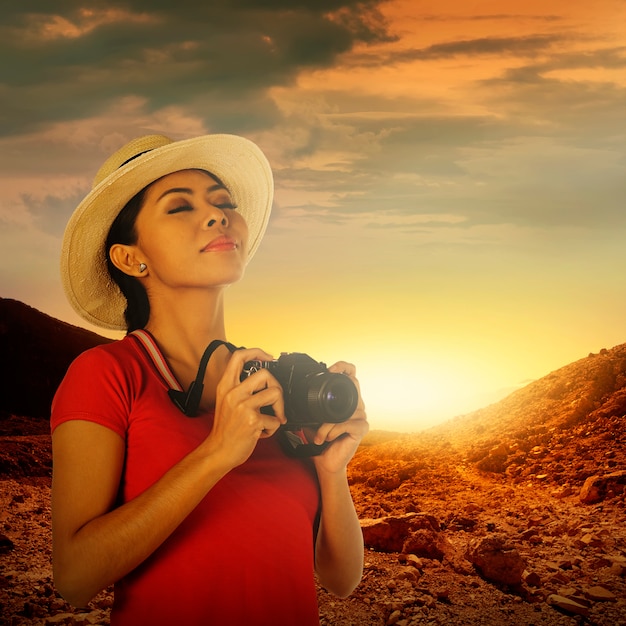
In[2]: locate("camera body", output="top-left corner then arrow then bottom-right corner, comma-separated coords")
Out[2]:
241,352 -> 358,429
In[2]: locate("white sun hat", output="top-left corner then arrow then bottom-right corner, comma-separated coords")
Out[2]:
61,133 -> 274,331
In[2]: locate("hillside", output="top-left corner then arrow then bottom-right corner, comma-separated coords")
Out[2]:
0,298 -> 111,419
0,299 -> 624,625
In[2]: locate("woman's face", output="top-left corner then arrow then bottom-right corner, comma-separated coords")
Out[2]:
132,169 -> 249,291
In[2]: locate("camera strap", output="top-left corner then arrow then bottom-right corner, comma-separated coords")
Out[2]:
129,330 -> 239,416
167,339 -> 240,417
166,340 -> 330,456
278,430 -> 330,457
131,330 -> 329,457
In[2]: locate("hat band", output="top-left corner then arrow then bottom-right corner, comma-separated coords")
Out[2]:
118,149 -> 154,169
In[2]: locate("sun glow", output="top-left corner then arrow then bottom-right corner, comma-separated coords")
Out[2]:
355,357 -> 502,433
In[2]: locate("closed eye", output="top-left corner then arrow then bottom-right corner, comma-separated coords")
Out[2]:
215,201 -> 237,210
167,205 -> 193,214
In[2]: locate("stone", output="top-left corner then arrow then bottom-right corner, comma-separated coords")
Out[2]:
398,553 -> 424,570
547,594 -> 590,616
44,613 -> 76,624
579,470 -> 626,503
584,585 -> 616,601
0,533 -> 15,554
465,535 -> 526,586
394,566 -> 420,584
360,513 -> 440,554
577,533 -> 603,548
522,570 -> 541,587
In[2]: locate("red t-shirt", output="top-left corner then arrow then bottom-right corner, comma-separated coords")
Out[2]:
51,333 -> 321,626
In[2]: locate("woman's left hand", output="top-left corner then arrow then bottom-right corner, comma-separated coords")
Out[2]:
311,361 -> 369,475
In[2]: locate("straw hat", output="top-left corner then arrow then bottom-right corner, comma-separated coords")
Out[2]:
61,133 -> 274,331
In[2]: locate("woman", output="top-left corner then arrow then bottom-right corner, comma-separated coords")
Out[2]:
51,133 -> 368,625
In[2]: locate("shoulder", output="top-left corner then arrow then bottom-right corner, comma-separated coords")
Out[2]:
64,334 -> 150,384
51,336 -> 148,431
70,334 -> 140,367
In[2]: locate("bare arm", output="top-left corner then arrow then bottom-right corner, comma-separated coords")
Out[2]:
312,362 -> 369,597
52,348 -> 285,607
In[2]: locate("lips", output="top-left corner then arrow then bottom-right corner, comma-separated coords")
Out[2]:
202,235 -> 237,252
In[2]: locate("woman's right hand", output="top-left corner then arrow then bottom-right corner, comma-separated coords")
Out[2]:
204,348 -> 286,470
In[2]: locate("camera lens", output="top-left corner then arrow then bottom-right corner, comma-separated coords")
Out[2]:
323,382 -> 352,414
306,373 -> 358,423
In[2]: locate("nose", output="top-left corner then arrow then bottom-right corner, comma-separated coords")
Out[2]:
204,204 -> 229,229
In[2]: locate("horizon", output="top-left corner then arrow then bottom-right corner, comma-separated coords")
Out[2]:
1,2 -> 624,433
6,294 -> 620,434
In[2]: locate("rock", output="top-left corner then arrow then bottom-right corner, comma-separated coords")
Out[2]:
576,533 -> 603,549
557,586 -> 580,598
547,594 -> 590,616
520,528 -> 539,541
549,571 -> 571,585
475,444 -> 509,473
361,513 -> 439,553
361,518 -> 407,553
402,529 -> 449,561
398,553 -> 423,570
522,570 -> 541,587
393,566 -> 420,584
465,535 -> 526,586
551,485 -> 575,498
446,514 -> 477,531
584,585 -> 616,601
579,470 -> 626,503
0,533 -> 14,554
607,555 -> 626,576
44,612 -> 76,624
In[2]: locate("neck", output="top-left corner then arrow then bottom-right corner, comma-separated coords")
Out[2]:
145,288 -> 228,359
142,288 -> 234,411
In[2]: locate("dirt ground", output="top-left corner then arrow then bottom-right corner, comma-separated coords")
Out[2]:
1,413 -> 625,625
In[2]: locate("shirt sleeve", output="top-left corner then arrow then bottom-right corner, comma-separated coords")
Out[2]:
50,344 -> 131,439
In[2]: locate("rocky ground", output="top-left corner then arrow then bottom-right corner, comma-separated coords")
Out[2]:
1,409 -> 624,626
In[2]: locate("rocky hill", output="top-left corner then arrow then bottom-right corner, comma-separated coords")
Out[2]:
0,298 -> 111,419
0,299 -> 624,625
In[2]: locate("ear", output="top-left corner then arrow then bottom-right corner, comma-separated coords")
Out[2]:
109,244 -> 146,277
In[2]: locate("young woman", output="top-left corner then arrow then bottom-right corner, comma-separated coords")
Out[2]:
51,133 -> 368,625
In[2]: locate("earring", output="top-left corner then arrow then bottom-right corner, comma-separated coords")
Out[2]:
139,263 -> 147,273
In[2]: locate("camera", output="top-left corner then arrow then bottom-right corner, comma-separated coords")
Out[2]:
240,352 -> 358,429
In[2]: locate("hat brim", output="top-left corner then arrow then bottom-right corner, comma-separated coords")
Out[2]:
61,134 -> 273,331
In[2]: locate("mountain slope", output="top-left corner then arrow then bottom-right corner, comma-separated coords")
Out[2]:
424,344 -> 626,479
0,298 -> 112,419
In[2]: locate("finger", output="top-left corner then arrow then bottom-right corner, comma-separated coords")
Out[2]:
246,380 -> 286,424
314,413 -> 369,444
330,364 -> 368,417
257,417 -> 283,439
216,349 -> 287,420
221,348 -> 275,388
328,361 -> 356,377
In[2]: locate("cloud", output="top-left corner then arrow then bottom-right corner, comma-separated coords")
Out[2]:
266,95 -> 626,234
254,16 -> 625,235
417,13 -> 562,23
345,33 -> 565,69
399,34 -> 563,61
0,0 -> 393,136
1,0 -> 624,271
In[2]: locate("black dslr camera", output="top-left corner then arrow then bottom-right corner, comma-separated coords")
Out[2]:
240,352 -> 358,429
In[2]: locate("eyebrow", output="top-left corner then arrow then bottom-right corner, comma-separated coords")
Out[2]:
156,183 -> 228,202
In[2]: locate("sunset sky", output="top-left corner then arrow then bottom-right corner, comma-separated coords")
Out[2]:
1,1 -> 625,432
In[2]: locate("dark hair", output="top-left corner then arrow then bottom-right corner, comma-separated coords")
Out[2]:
105,187 -> 150,332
